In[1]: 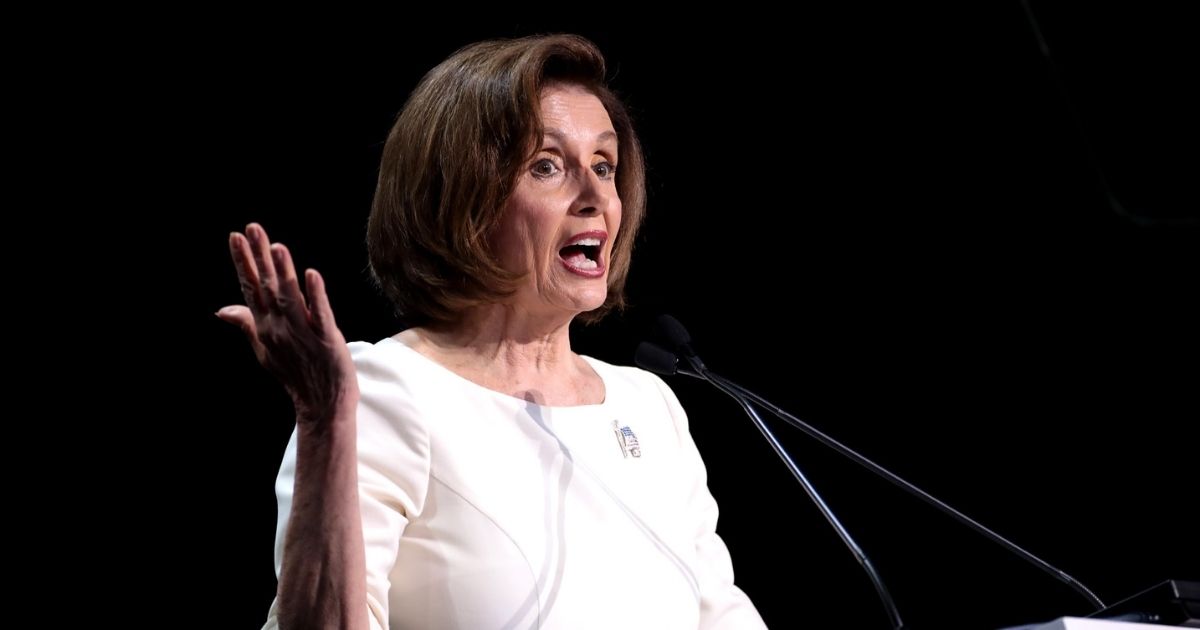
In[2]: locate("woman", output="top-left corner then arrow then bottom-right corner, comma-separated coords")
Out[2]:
219,34 -> 768,630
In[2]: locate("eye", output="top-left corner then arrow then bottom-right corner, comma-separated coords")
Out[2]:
531,158 -> 560,178
593,161 -> 617,180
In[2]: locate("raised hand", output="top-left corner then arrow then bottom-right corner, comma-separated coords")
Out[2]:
217,223 -> 358,423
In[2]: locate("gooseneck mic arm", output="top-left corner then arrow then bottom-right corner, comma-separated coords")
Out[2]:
707,371 -> 1106,610
642,315 -> 1106,612
634,342 -> 906,629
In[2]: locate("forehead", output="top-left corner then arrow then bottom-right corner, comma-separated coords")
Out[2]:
538,84 -> 615,137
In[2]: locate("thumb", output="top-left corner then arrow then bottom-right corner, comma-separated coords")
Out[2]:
216,305 -> 260,346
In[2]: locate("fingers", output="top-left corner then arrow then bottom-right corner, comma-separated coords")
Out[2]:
228,222 -> 324,334
305,268 -> 340,337
246,223 -> 280,308
229,231 -> 264,315
271,243 -> 311,322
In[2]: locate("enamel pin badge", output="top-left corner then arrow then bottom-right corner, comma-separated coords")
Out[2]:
613,420 -> 642,458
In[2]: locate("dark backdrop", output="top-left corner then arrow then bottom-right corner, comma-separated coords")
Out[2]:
165,6 -> 1196,629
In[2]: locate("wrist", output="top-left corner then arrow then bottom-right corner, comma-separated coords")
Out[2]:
295,390 -> 359,432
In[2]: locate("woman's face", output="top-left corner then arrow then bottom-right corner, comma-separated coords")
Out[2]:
493,83 -> 623,319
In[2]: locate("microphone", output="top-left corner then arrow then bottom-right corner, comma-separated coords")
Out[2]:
654,313 -> 707,371
633,342 -> 700,379
639,317 -> 905,629
639,315 -> 1107,615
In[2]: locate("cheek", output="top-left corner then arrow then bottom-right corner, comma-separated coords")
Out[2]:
527,206 -> 565,255
492,217 -> 530,270
497,207 -> 559,270
609,202 -> 624,245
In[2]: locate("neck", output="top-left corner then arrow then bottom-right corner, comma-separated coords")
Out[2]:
401,304 -> 604,406
410,304 -> 577,378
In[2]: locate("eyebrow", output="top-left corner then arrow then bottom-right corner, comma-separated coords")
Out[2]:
543,128 -> 618,146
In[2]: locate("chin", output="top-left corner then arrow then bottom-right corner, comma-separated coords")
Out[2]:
567,291 -> 608,315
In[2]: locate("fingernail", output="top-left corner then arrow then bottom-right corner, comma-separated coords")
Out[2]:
216,306 -> 237,317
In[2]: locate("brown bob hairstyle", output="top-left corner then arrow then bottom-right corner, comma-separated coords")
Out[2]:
367,34 -> 646,328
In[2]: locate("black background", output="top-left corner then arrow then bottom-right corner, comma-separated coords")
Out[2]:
138,5 -> 1198,629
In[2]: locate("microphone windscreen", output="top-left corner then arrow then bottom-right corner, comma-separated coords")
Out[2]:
656,314 -> 692,347
634,342 -> 679,376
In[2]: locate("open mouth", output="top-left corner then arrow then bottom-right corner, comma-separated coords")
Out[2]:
558,231 -> 607,275
559,240 -> 601,270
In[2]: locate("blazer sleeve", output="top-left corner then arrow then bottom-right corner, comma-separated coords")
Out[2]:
651,374 -> 770,630
261,341 -> 432,630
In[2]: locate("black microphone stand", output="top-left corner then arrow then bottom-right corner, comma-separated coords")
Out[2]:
642,313 -> 1200,626
700,361 -> 905,629
702,371 -> 1105,611
636,342 -> 905,629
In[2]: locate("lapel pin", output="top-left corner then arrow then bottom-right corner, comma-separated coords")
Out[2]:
613,420 -> 642,458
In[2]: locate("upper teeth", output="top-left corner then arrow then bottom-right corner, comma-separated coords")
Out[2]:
569,237 -> 601,246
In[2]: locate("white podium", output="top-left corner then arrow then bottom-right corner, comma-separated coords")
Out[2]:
1003,617 -> 1166,629
1002,579 -> 1199,628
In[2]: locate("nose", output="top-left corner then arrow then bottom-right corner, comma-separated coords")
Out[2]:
569,168 -> 619,217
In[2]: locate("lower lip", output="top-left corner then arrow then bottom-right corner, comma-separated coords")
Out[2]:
559,257 -> 606,278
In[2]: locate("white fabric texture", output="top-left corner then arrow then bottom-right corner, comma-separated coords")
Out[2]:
261,334 -> 767,630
